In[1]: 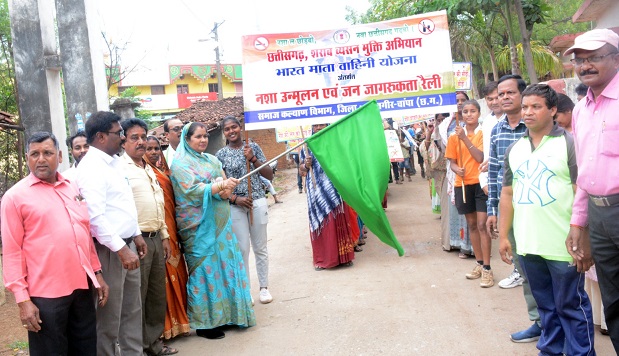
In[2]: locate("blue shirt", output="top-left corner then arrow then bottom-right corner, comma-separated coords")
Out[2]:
487,114 -> 527,216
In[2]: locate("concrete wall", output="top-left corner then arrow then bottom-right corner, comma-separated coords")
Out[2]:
110,72 -> 237,98
9,0 -> 69,171
596,3 -> 619,29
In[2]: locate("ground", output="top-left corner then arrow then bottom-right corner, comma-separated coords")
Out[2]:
0,167 -> 614,355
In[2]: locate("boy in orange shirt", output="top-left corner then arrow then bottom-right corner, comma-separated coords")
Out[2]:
445,100 -> 493,287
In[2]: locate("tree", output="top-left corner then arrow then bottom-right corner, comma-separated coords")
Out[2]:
102,32 -> 144,90
495,41 -> 563,80
347,0 -> 563,85
514,0 -> 551,83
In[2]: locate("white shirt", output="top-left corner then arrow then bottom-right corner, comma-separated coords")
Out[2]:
76,146 -> 141,252
62,162 -> 77,183
164,146 -> 176,166
479,112 -> 499,189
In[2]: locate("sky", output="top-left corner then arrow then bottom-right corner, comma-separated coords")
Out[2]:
95,0 -> 371,68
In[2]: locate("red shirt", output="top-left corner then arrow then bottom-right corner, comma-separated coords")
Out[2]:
1,173 -> 101,302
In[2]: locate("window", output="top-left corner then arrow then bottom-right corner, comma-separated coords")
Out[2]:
151,85 -> 165,95
208,83 -> 218,93
117,86 -> 129,95
177,84 -> 189,94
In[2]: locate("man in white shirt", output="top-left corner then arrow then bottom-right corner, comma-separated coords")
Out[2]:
163,118 -> 183,165
62,131 -> 89,181
76,111 -> 147,356
479,81 -> 502,195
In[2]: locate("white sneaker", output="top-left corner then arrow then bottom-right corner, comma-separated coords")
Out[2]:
499,270 -> 524,289
259,288 -> 273,304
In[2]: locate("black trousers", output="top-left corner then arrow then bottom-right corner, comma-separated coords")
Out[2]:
588,199 -> 619,353
29,288 -> 96,356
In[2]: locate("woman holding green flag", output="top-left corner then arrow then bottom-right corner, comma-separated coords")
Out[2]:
300,123 -> 360,270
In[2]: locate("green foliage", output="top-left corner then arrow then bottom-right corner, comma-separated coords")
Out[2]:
0,0 -> 17,114
8,340 -> 28,350
119,86 -> 142,100
117,86 -> 157,129
495,40 -> 563,79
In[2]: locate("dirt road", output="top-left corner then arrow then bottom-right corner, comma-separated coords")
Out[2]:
0,168 -> 612,355
168,168 -> 614,355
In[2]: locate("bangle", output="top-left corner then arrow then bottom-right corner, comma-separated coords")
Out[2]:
94,270 -> 102,275
570,224 -> 584,230
468,144 -> 474,149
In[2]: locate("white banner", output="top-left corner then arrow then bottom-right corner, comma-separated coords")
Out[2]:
241,11 -> 457,130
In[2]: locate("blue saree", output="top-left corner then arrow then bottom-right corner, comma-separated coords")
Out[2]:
170,124 -> 255,330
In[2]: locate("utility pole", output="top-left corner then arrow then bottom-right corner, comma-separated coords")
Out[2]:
212,22 -> 224,100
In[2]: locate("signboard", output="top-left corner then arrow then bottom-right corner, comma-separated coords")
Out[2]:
275,125 -> 312,142
385,130 -> 404,162
242,10 -> 457,130
453,62 -> 472,90
394,114 -> 433,127
177,92 -> 218,108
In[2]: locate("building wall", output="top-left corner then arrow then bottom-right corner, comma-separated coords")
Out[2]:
249,129 -> 289,170
596,4 -> 619,29
109,74 -> 237,98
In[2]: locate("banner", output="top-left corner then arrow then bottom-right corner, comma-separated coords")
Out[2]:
275,126 -> 312,142
385,130 -> 404,162
394,114 -> 433,127
453,62 -> 472,90
242,10 -> 456,130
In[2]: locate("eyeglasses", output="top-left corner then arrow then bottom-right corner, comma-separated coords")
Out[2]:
169,127 -> 183,132
570,53 -> 617,66
106,129 -> 124,137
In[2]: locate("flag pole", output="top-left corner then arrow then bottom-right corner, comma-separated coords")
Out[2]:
299,126 -> 316,189
239,139 -> 306,181
244,130 -> 253,225
455,114 -> 466,203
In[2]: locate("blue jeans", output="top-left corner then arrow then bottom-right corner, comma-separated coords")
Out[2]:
519,254 -> 595,356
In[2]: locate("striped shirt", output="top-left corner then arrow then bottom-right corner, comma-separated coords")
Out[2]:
487,114 -> 527,216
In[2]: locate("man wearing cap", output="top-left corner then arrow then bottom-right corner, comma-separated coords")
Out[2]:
565,28 -> 619,351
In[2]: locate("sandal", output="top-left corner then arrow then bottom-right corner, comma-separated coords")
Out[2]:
357,239 -> 366,246
458,252 -> 469,259
158,345 -> 179,355
354,245 -> 363,252
315,266 -> 325,271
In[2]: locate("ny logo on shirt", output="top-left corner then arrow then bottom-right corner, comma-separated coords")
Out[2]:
514,159 -> 556,206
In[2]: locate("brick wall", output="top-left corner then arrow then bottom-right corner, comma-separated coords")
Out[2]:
248,128 -> 292,170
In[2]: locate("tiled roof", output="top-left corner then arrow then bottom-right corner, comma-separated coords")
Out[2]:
149,96 -> 244,145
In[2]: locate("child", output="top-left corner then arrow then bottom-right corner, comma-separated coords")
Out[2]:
445,99 -> 492,287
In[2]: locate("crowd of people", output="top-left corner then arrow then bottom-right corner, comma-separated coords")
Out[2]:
413,28 -> 619,356
2,27 -> 619,356
1,113 -> 277,355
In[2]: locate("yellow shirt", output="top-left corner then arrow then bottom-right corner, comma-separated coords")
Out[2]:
121,154 -> 169,240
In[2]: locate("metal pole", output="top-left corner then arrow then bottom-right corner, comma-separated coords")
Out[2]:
239,139 -> 307,181
212,22 -> 224,100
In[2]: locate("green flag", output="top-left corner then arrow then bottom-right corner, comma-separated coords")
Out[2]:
305,100 -> 405,256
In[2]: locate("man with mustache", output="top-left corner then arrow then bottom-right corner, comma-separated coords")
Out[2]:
565,28 -> 619,352
62,131 -> 89,181
121,118 -> 176,356
486,74 -> 542,343
163,118 -> 183,165
2,132 -> 108,355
